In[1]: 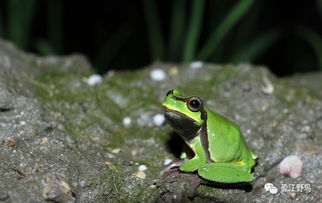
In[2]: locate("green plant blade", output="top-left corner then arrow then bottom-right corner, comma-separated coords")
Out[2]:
207,1 -> 240,62
168,0 -> 186,61
47,0 -> 63,53
295,26 -> 322,70
197,0 -> 255,61
8,0 -> 36,49
317,0 -> 322,20
228,1 -> 261,60
143,0 -> 164,60
0,9 -> 3,38
231,29 -> 281,63
182,0 -> 205,62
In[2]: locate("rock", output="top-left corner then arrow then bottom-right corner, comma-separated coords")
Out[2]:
42,175 -> 75,203
285,72 -> 322,100
0,88 -> 14,111
2,137 -> 16,147
0,40 -> 321,202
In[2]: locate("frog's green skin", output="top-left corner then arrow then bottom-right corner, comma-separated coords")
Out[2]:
162,89 -> 257,183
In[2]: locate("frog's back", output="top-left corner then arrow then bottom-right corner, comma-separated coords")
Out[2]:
205,108 -> 255,166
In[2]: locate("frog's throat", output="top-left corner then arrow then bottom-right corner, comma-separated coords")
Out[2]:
163,107 -> 201,141
164,106 -> 212,163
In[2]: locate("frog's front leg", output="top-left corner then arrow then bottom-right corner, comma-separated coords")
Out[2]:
179,139 -> 207,172
198,162 -> 254,183
179,155 -> 205,172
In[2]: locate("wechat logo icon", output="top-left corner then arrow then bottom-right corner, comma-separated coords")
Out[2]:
264,183 -> 278,194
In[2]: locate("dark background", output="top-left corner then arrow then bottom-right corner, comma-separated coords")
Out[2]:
0,0 -> 321,76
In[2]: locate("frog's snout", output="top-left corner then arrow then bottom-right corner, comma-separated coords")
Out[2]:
166,89 -> 174,96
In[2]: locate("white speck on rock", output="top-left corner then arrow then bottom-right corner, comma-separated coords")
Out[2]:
79,180 -> 86,187
134,171 -> 146,179
111,148 -> 121,154
123,117 -> 132,127
131,149 -> 139,156
39,137 -> 48,145
261,77 -> 274,94
108,92 -> 128,107
301,125 -> 311,133
150,69 -> 166,81
163,158 -> 172,165
153,114 -> 165,126
87,74 -> 103,86
189,61 -> 204,69
278,155 -> 303,179
168,66 -> 178,75
138,165 -> 148,171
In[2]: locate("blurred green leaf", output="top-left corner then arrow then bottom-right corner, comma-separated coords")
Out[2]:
143,0 -> 164,60
182,0 -> 205,62
228,1 -> 261,59
231,29 -> 281,63
197,0 -> 255,61
8,0 -> 36,49
47,0 -> 63,52
317,0 -> 322,20
296,26 -> 322,70
168,0 -> 186,61
205,2 -> 232,61
0,10 -> 3,38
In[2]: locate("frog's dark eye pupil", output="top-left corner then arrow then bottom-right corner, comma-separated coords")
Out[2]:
190,100 -> 200,109
188,98 -> 202,112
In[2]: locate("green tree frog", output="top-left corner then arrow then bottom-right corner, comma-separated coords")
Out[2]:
162,89 -> 257,183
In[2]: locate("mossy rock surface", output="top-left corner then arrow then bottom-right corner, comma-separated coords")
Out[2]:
0,40 -> 321,202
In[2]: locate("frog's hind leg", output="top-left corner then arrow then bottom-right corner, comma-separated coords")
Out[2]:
197,162 -> 254,183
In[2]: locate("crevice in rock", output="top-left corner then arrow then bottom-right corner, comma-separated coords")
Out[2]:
0,107 -> 12,112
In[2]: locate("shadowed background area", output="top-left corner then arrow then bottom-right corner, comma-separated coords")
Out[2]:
0,0 -> 321,76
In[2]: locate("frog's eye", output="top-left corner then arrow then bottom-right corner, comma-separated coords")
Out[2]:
187,97 -> 202,112
166,89 -> 174,96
